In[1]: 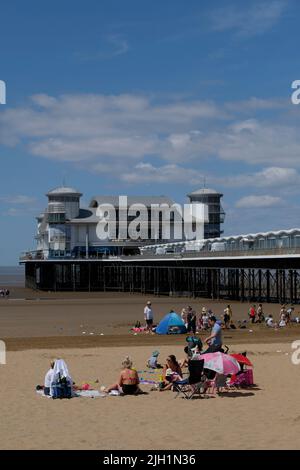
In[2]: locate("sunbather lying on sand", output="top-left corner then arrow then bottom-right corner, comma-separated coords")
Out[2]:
105,356 -> 142,395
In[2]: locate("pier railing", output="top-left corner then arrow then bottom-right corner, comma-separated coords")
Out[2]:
20,246 -> 300,261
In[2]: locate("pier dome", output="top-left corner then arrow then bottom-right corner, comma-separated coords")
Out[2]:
46,186 -> 82,197
187,188 -> 222,197
46,186 -> 82,220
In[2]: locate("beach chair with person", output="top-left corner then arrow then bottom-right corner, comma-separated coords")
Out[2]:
173,359 -> 207,399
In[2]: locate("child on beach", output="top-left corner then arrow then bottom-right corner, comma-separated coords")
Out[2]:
147,350 -> 161,369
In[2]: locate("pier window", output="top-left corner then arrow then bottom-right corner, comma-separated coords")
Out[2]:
279,236 -> 290,248
293,235 -> 300,247
267,237 -> 276,249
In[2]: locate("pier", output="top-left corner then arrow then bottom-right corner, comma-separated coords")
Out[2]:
22,249 -> 300,304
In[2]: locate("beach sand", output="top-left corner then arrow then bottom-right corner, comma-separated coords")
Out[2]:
1,289 -> 300,449
0,342 -> 300,450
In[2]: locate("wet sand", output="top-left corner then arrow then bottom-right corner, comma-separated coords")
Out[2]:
1,287 -> 298,344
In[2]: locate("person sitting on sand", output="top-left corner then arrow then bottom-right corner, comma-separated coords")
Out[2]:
279,312 -> 287,328
147,350 -> 162,369
266,314 -> 274,328
44,361 -> 55,396
179,346 -> 190,369
159,355 -> 183,391
179,344 -> 202,368
105,356 -> 142,395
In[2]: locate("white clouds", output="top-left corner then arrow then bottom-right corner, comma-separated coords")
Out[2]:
0,195 -> 36,205
1,91 -> 300,186
214,120 -> 300,165
30,135 -> 158,161
219,167 -> 299,188
0,93 -> 225,165
121,163 -> 204,185
210,1 -> 288,37
2,207 -> 38,217
0,195 -> 38,217
225,97 -> 286,113
236,194 -> 282,208
121,164 -> 300,189
249,167 -> 299,186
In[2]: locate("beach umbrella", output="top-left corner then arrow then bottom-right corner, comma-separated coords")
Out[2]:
201,352 -> 240,375
230,354 -> 253,367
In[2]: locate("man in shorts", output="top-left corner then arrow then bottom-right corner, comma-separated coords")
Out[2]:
144,301 -> 154,333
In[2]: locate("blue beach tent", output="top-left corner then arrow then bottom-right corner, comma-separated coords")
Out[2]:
156,311 -> 187,335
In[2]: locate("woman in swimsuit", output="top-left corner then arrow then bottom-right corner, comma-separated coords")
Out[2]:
105,356 -> 142,395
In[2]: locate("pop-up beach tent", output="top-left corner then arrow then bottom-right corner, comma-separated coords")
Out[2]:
156,311 -> 187,335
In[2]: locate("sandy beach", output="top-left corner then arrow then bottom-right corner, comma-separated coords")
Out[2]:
1,289 -> 300,449
0,342 -> 300,450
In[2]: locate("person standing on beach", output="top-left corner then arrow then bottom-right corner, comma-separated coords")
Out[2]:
286,306 -> 294,324
187,306 -> 196,334
144,301 -> 154,333
223,305 -> 232,329
257,304 -> 264,323
181,308 -> 187,328
249,305 -> 256,324
204,316 -> 223,353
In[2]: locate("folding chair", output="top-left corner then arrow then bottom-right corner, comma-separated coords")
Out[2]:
204,373 -> 228,394
173,359 -> 206,399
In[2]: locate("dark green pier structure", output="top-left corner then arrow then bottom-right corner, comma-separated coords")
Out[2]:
22,250 -> 300,304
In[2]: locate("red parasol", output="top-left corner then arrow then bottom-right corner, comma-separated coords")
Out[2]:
230,354 -> 253,367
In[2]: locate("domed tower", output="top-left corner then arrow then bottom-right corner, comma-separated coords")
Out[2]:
46,186 -> 82,221
187,188 -> 225,239
43,186 -> 82,257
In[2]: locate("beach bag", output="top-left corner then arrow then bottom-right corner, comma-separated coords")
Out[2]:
52,374 -> 72,399
231,369 -> 254,387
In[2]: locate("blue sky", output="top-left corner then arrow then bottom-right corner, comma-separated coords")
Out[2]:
1,0 -> 300,264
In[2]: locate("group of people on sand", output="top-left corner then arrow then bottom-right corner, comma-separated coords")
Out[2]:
0,289 -> 9,298
248,303 -> 298,328
42,356 -> 144,397
143,300 -> 235,333
41,313 -> 224,398
98,314 -> 223,395
143,299 -> 300,335
181,304 -> 233,332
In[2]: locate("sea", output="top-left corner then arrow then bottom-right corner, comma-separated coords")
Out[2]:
0,266 -> 25,287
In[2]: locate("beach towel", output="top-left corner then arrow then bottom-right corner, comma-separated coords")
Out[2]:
52,359 -> 71,383
131,327 -> 146,333
36,389 -> 105,398
75,390 -> 106,398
